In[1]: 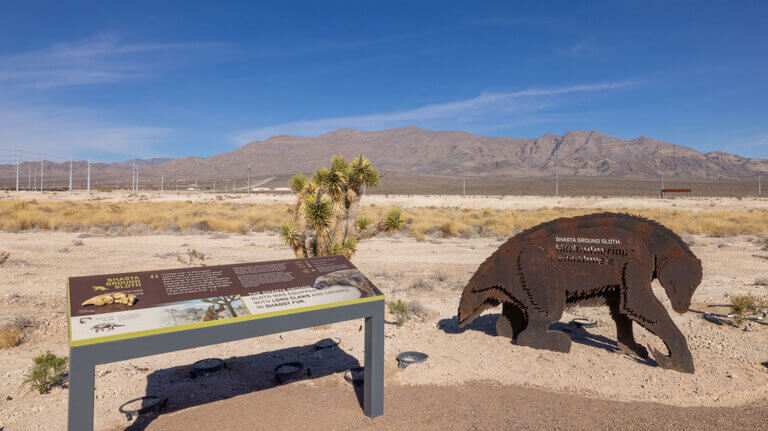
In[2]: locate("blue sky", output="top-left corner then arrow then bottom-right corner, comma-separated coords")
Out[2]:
0,0 -> 766,162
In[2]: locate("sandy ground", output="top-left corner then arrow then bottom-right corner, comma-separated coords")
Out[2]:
0,219 -> 767,430
2,189 -> 767,211
145,383 -> 768,431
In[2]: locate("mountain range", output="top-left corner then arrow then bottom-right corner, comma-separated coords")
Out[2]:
154,127 -> 767,179
1,127 -> 766,185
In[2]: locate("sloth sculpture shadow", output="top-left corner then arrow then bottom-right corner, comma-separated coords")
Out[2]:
122,342 -> 361,430
438,315 -> 655,366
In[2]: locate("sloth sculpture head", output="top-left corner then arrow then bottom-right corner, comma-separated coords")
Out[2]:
657,255 -> 702,314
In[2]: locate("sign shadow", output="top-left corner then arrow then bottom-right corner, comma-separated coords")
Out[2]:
121,341 -> 362,430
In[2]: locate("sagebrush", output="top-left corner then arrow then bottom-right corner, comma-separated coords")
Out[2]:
177,249 -> 207,266
23,351 -> 68,394
388,300 -> 409,326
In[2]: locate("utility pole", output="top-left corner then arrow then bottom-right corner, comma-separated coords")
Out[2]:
213,181 -> 216,193
161,175 -> 164,193
69,160 -> 73,192
40,153 -> 44,192
195,177 -> 198,191
462,172 -> 466,196
555,173 -> 559,196
28,167 -> 31,190
87,160 -> 91,194
135,164 -> 139,192
34,168 -> 37,191
248,164 -> 251,196
759,175 -> 762,197
15,148 -> 19,191
661,174 -> 664,190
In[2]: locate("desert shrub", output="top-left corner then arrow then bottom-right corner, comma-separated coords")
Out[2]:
754,277 -> 768,287
730,294 -> 757,315
433,270 -> 448,282
23,352 -> 69,394
0,251 -> 9,266
0,316 -> 33,349
409,278 -> 433,292
388,299 -> 409,326
97,186 -> 113,192
407,300 -> 433,320
177,249 -> 207,267
0,325 -> 23,349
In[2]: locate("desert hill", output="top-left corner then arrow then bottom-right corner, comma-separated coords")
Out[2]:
151,127 -> 768,179
0,128 -> 766,186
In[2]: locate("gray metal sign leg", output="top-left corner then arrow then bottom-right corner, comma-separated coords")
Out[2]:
363,302 -> 384,418
67,349 -> 95,431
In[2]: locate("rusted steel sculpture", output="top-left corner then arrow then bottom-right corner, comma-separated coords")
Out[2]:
457,212 -> 702,373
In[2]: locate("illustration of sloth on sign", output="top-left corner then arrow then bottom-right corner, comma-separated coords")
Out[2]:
457,212 -> 702,373
313,269 -> 377,298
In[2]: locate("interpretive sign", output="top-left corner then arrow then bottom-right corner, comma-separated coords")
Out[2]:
68,256 -> 383,346
457,212 -> 702,373
67,256 -> 385,431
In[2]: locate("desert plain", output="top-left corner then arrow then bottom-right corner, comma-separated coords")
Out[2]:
0,191 -> 767,430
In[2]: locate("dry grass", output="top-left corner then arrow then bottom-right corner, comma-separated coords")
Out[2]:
0,325 -> 23,349
0,199 -> 766,239
0,200 -> 288,234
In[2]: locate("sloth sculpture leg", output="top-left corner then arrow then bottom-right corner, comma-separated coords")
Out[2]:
513,245 -> 571,353
495,302 -> 527,339
621,258 -> 694,373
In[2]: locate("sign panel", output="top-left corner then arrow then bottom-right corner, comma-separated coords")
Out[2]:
67,256 -> 383,346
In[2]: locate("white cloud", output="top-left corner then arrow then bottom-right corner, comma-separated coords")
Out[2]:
0,103 -> 173,160
0,35 -> 219,88
233,81 -> 634,143
557,37 -> 600,58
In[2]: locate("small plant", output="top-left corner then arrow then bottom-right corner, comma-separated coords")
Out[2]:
0,251 -> 10,266
97,186 -> 114,193
730,293 -> 763,326
730,293 -> 757,315
407,300 -> 433,320
388,299 -> 409,326
0,316 -> 33,349
0,325 -> 23,349
23,351 -> 68,394
433,270 -> 448,282
177,249 -> 207,266
754,277 -> 768,287
408,278 -> 433,292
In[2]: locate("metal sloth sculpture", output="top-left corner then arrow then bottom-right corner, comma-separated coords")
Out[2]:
457,212 -> 702,373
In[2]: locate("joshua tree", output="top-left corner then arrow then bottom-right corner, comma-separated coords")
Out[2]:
202,295 -> 241,318
280,154 -> 404,258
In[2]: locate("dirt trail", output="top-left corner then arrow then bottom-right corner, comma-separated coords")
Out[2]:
144,382 -> 768,431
